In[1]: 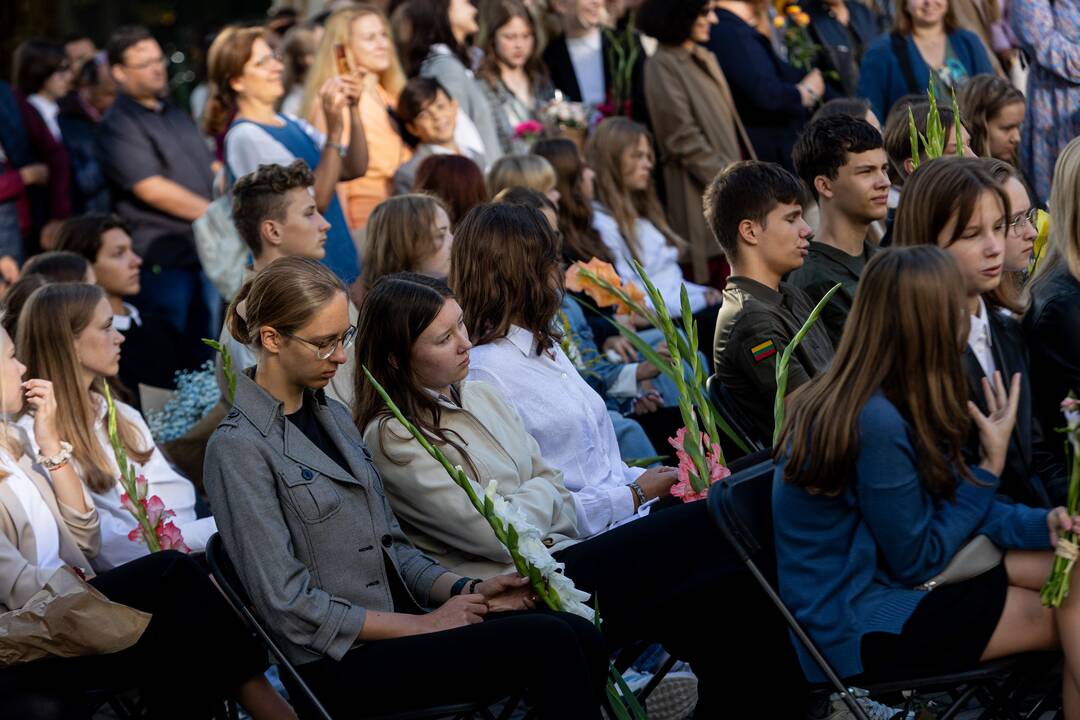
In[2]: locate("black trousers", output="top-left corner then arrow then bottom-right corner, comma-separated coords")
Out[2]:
555,499 -> 808,719
289,610 -> 607,719
0,551 -> 269,719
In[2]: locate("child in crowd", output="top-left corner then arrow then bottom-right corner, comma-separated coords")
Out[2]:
789,114 -> 890,346
217,160 -> 357,407
774,245 -> 1080,706
959,74 -> 1026,166
362,193 -> 454,287
708,160 -> 835,445
15,283 -> 216,569
893,157 -> 1066,507
392,77 -> 487,195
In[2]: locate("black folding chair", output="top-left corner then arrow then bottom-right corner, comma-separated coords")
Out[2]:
706,374 -> 767,459
708,461 -> 1061,720
206,534 -> 512,720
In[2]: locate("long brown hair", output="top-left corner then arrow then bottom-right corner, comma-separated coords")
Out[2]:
203,25 -> 268,136
17,283 -> 151,493
362,194 -> 450,288
892,157 -> 1010,251
777,246 -> 974,499
958,74 -> 1024,163
451,202 -> 563,352
586,117 -> 683,262
985,158 -> 1029,313
533,137 -> 613,264
353,273 -> 478,477
476,0 -> 548,90
413,154 -> 489,227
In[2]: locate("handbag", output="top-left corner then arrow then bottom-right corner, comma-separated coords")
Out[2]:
914,534 -> 1003,591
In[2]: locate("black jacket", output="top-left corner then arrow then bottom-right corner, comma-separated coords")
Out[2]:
806,0 -> 883,97
542,30 -> 651,130
964,306 -> 1067,507
1024,263 -> 1080,470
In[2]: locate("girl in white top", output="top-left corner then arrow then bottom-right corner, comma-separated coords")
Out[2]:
16,283 -> 214,571
586,117 -> 722,318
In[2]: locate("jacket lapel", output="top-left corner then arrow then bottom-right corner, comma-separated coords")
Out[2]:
0,480 -> 34,562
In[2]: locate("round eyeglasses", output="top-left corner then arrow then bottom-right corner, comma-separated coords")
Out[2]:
1007,207 -> 1039,236
284,325 -> 357,360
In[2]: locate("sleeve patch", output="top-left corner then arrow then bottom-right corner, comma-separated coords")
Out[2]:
751,339 -> 778,362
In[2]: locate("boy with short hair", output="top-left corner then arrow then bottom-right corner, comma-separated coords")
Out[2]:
789,114 -> 890,345
706,161 -> 835,444
220,160 -> 356,404
392,78 -> 486,194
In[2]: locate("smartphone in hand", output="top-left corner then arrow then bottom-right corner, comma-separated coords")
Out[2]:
333,43 -> 352,75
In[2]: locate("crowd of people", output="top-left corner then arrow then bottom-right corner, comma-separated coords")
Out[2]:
2,0 -> 1080,717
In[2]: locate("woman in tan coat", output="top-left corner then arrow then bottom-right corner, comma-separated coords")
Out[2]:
639,0 -> 756,285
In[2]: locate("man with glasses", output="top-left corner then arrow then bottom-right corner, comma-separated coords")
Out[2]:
214,161 -> 359,406
98,25 -> 217,366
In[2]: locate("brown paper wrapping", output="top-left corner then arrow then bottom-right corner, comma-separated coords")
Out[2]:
0,567 -> 151,667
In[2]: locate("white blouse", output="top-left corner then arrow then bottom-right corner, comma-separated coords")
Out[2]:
592,204 -> 710,318
2,448 -> 62,571
467,325 -> 648,539
18,397 -> 215,570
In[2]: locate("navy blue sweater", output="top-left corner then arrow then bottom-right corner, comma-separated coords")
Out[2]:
773,393 -> 1050,681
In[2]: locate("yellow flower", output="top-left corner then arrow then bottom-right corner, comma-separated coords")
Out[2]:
773,15 -> 786,27
786,4 -> 802,14
795,11 -> 811,25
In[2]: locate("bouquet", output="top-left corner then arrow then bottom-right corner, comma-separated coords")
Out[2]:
566,258 -> 741,499
599,12 -> 640,119
773,2 -> 818,72
541,91 -> 589,132
144,360 -> 221,444
1041,393 -> 1080,607
103,382 -> 189,553
513,119 -> 545,149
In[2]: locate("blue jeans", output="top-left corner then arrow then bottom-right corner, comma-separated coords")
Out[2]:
608,411 -> 658,465
132,267 -> 219,361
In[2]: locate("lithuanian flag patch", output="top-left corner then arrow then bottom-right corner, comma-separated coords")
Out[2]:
751,339 -> 778,362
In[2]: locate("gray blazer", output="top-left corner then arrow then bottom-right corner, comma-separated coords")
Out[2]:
203,370 -> 448,666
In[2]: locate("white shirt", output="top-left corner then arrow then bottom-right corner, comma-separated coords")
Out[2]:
967,297 -> 996,378
567,29 -> 606,106
17,398 -> 216,571
592,204 -> 710,318
112,303 -> 142,332
28,94 -> 61,141
3,448 -> 62,571
467,325 -> 648,538
224,114 -> 326,179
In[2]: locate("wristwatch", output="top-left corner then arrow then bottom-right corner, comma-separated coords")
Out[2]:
327,141 -> 347,158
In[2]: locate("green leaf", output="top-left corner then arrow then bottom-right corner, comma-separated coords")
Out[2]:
907,106 -> 920,171
624,455 -> 667,468
950,87 -> 964,158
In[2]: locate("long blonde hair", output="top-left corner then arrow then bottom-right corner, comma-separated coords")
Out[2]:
1033,136 -> 1080,285
586,117 -> 684,262
301,5 -> 406,122
17,284 -> 151,494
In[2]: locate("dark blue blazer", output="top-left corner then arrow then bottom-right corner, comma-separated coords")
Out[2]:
806,0 -> 884,97
856,29 -> 995,122
707,8 -> 810,171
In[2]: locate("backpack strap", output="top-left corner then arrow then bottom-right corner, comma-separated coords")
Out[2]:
890,32 -> 918,95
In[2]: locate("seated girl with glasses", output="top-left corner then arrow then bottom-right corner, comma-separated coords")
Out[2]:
203,256 -> 607,719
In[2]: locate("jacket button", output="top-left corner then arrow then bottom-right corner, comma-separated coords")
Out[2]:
227,409 -> 239,419
301,468 -> 313,480
381,534 -> 393,548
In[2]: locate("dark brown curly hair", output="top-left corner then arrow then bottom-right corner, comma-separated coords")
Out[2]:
231,159 -> 316,257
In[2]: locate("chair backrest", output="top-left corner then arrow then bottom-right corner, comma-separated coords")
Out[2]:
708,458 -> 775,563
706,374 -> 766,455
205,534 -> 335,720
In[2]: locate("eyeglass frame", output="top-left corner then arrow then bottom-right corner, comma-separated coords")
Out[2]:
1007,207 -> 1039,236
123,55 -> 169,71
282,325 -> 357,360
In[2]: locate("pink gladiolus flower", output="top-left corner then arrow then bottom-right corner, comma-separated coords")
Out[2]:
120,492 -> 139,516
156,521 -> 191,553
145,495 -> 166,527
667,428 -> 730,503
1062,397 -> 1080,413
135,474 -> 148,501
127,527 -> 144,544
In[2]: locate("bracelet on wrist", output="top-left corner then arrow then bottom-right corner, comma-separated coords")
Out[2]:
450,576 -> 472,597
629,480 -> 647,509
467,578 -> 482,595
37,441 -> 73,471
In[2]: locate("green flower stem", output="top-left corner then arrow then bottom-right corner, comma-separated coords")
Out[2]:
202,338 -> 237,404
773,283 -> 841,447
1042,432 -> 1080,607
103,382 -> 162,553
